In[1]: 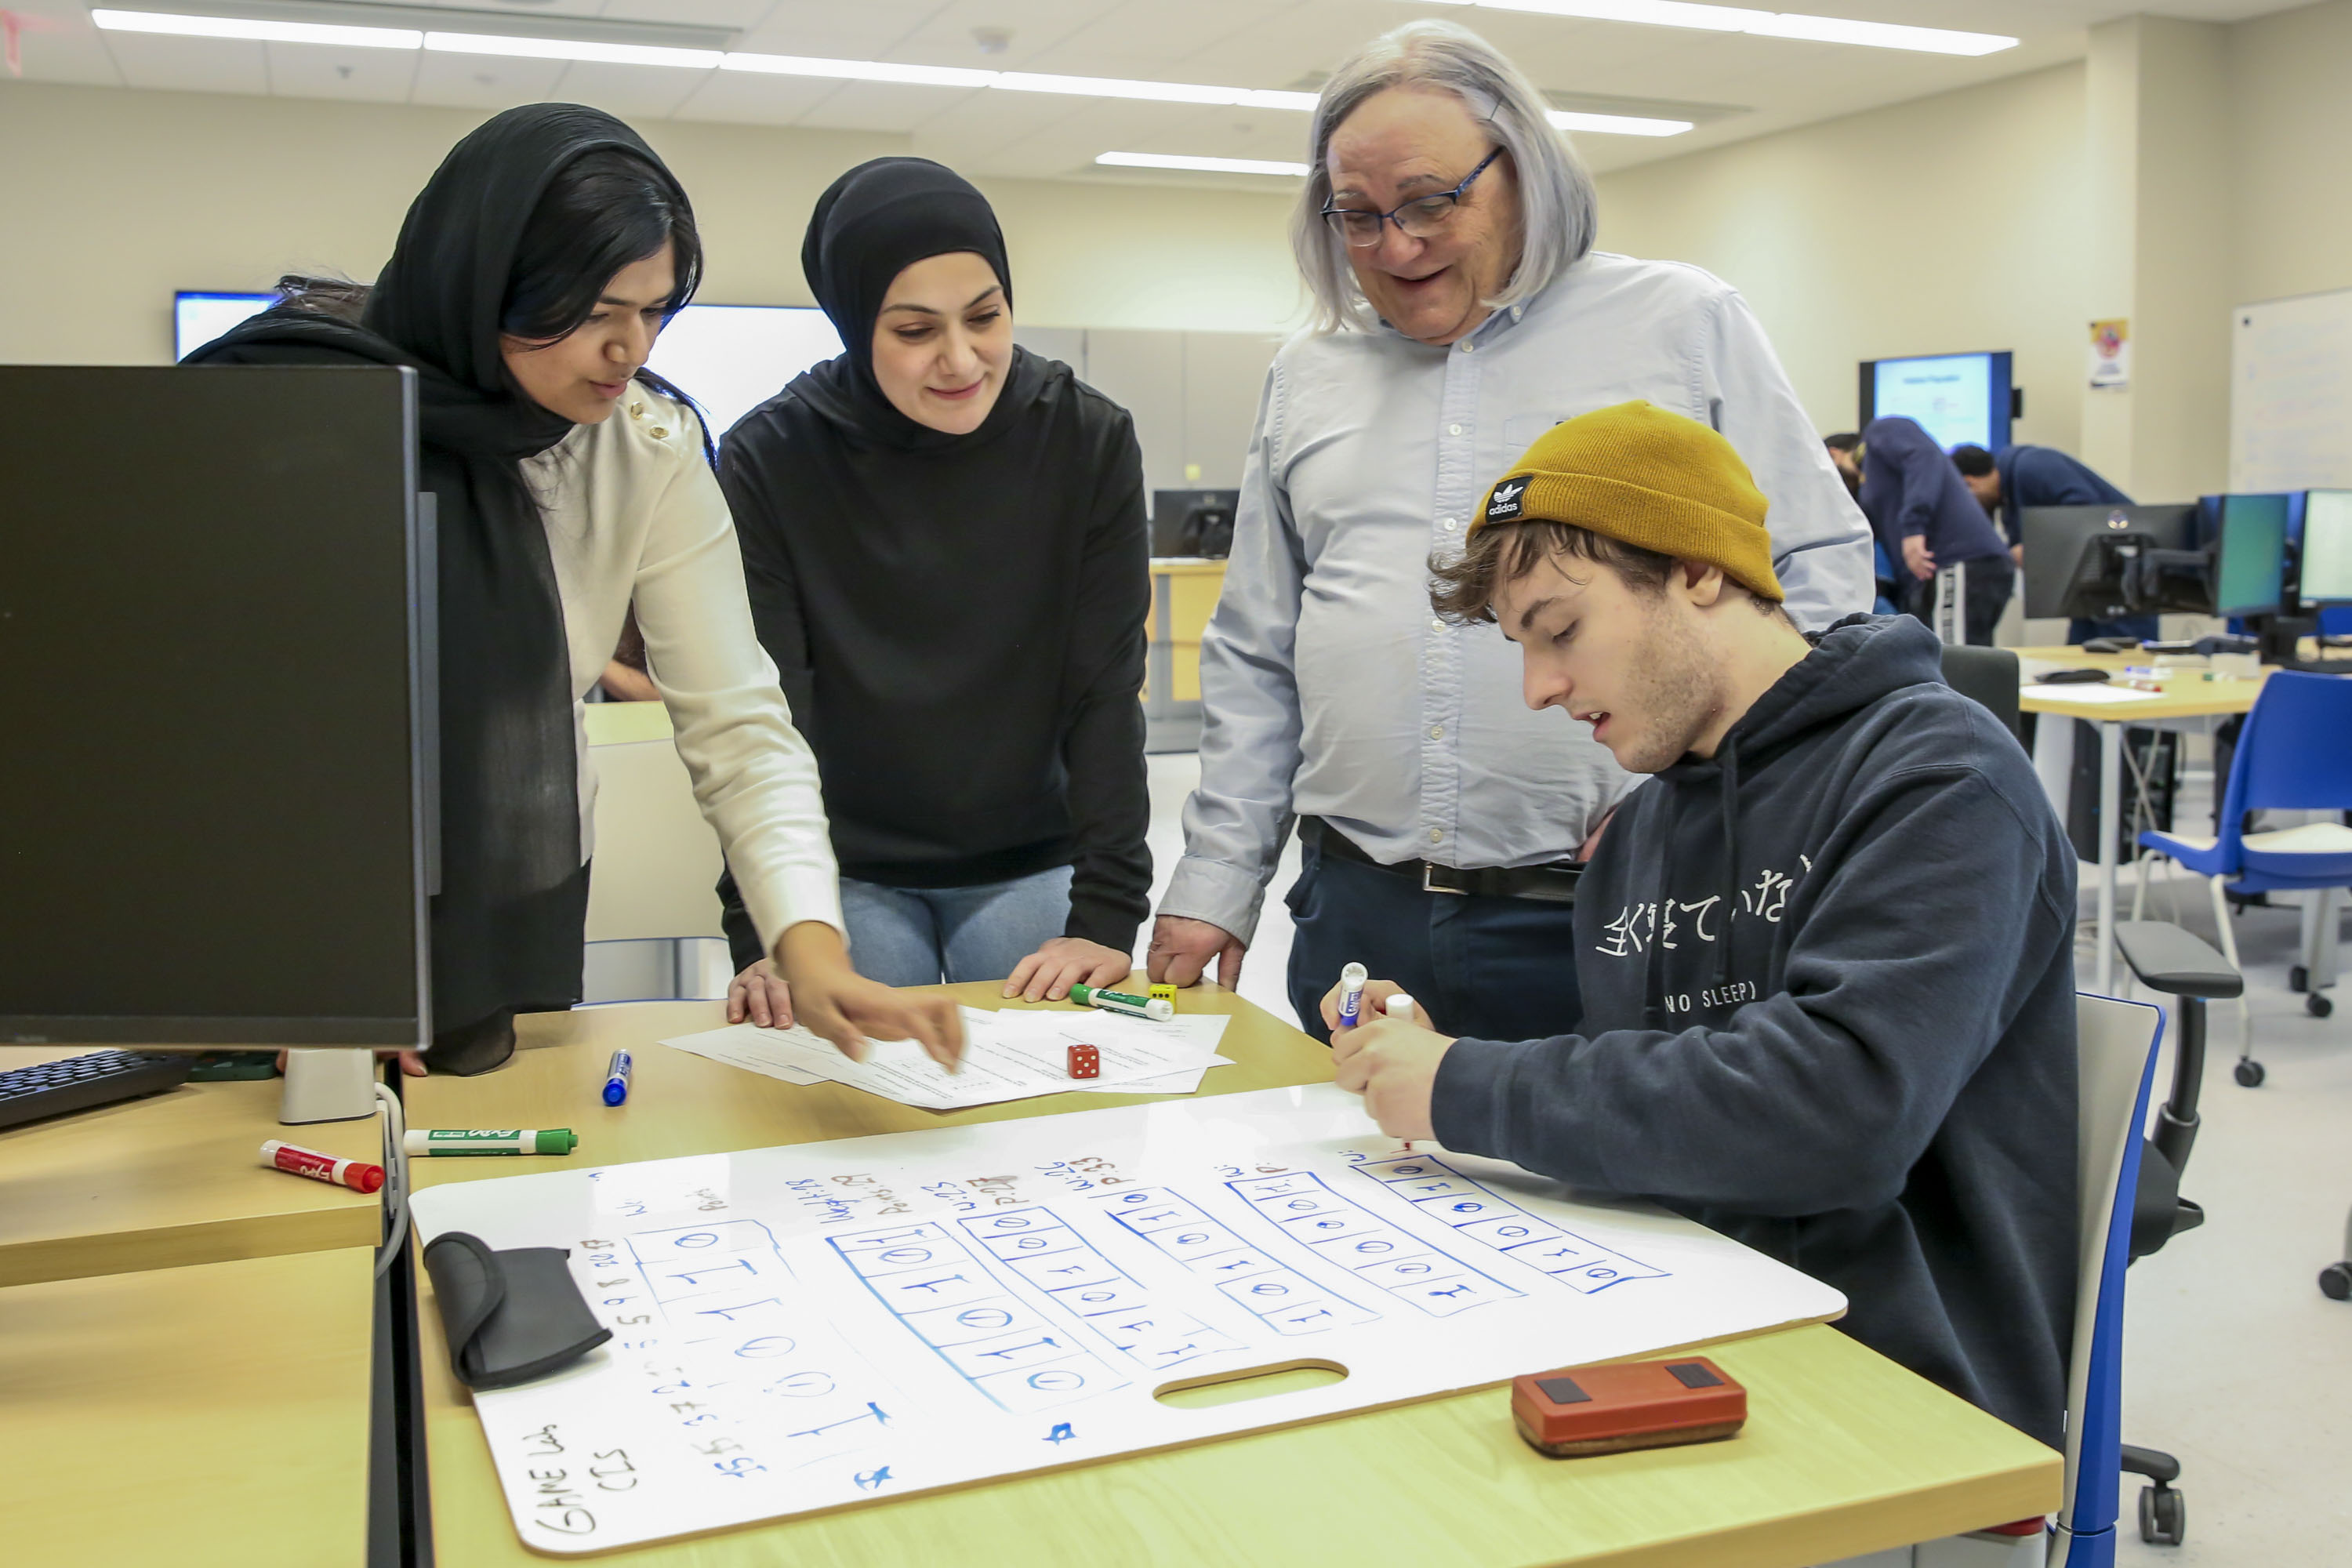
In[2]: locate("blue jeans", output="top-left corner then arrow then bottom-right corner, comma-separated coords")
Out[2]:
1283,836 -> 1584,1045
841,865 -> 1074,988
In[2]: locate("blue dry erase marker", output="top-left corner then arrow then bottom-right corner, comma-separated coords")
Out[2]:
1338,962 -> 1368,1029
602,1049 -> 633,1107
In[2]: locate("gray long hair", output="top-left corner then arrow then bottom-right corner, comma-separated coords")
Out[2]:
1293,19 -> 1599,334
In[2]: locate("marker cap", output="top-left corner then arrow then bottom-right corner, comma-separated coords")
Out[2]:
1386,993 -> 1417,1020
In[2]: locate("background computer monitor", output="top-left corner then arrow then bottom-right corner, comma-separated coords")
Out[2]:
1,365 -> 431,1048
2212,493 -> 2292,619
172,290 -> 845,441
1152,488 -> 1241,557
2297,489 -> 2352,607
2020,503 -> 2196,619
1858,350 -> 2016,452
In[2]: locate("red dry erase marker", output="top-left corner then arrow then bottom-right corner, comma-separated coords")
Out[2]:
261,1138 -> 385,1195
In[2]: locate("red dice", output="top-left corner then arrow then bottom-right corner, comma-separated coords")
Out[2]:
1067,1044 -> 1100,1080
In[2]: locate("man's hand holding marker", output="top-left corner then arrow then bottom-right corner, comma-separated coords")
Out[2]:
1322,967 -> 1455,1145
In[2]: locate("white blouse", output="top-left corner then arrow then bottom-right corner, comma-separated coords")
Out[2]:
521,385 -> 842,952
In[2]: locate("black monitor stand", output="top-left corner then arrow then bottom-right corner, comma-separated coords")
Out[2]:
2249,612 -> 2342,671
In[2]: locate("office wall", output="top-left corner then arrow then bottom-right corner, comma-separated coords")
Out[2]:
2229,0 -> 2352,307
0,78 -> 1305,365
1592,64 -> 2092,452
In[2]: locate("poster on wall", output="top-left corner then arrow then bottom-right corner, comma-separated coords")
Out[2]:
2088,318 -> 2131,390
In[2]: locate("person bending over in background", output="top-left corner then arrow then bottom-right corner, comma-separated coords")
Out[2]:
1149,20 -> 1871,1042
717,158 -> 1150,1025
1330,401 -> 2080,1447
1951,441 -> 2151,644
188,105 -> 959,1073
1857,416 -> 2016,645
1826,430 -> 1900,614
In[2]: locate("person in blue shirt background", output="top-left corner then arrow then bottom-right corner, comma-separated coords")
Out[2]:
1951,442 -> 2150,644
1857,416 -> 2014,644
1827,431 -> 1900,614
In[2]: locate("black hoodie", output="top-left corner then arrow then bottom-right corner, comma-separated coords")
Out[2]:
1432,614 -> 2078,1447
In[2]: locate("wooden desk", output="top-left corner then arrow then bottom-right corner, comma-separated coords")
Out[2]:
405,988 -> 2056,1566
0,1246 -> 374,1565
0,1049 -> 383,1287
2014,645 -> 2273,993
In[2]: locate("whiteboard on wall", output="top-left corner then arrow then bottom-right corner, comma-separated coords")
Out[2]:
408,1083 -> 1843,1555
2230,287 -> 2352,492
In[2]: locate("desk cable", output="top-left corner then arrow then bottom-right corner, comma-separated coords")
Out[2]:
374,1080 -> 410,1279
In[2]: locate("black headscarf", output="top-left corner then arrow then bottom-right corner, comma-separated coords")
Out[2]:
797,157 -> 1039,452
185,103 -> 688,1051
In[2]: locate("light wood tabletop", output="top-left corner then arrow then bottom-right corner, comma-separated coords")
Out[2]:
2013,644 -> 2271,723
0,1047 -> 384,1287
402,986 -> 2058,1567
0,1245 -> 374,1566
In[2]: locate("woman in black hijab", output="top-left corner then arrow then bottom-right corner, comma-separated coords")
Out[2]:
718,158 -> 1150,1020
188,107 -> 960,1072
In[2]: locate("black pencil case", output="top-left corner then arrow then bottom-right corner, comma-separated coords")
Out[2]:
423,1230 -> 612,1391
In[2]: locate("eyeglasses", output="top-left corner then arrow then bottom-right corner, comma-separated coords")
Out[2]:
1320,147 -> 1505,248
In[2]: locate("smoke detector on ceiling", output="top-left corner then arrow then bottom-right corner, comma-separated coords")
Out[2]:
971,27 -> 1013,56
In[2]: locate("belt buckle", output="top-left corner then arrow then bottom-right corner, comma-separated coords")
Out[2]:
1421,862 -> 1469,897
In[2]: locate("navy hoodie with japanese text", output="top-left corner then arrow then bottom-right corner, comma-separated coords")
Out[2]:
1431,614 -> 2078,1446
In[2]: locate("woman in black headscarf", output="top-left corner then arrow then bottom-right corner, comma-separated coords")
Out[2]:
717,158 -> 1150,1021
187,106 -> 960,1072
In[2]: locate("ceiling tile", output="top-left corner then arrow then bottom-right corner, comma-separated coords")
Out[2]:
790,79 -> 1000,135
665,64 -> 848,128
731,1 -> 953,61
407,47 -> 568,111
97,32 -> 270,96
263,41 -> 421,105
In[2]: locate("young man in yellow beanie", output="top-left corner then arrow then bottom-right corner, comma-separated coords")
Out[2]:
1326,401 -> 2080,1449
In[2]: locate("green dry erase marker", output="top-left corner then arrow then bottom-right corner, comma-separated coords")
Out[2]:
402,1127 -> 577,1156
1069,983 -> 1175,1022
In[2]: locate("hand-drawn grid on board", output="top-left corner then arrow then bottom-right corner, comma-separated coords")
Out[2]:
826,1220 -> 1134,1413
1221,1171 -> 1527,1316
1097,1185 -> 1386,1334
608,1220 -> 909,1491
953,1207 -> 1243,1372
1348,1154 -> 1670,1293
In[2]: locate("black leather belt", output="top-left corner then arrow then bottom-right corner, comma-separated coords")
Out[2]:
1301,817 -> 1583,904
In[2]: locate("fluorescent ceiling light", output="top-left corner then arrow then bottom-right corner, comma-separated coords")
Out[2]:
717,53 -> 995,89
1097,151 -> 1310,176
1433,0 -> 2016,56
1548,110 -> 1692,136
423,33 -> 720,71
93,8 -> 419,48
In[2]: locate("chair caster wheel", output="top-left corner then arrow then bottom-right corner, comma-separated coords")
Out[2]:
2139,1483 -> 2186,1546
2234,1059 -> 2266,1087
2290,964 -> 2309,993
2322,1262 -> 2352,1301
2310,993 -> 2334,1018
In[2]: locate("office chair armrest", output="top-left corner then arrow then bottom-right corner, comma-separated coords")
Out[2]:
2114,920 -> 2244,1000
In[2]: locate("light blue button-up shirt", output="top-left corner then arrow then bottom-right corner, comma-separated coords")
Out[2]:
1161,252 -> 1875,943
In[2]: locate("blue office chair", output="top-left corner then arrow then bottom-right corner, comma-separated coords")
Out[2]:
2049,990 -> 2166,1567
2136,670 -> 2352,1081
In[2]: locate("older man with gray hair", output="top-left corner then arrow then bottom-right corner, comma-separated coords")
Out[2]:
1148,20 -> 1873,1040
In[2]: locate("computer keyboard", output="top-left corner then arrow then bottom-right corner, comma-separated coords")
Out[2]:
0,1051 -> 194,1132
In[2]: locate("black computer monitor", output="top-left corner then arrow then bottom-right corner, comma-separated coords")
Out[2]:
1151,488 -> 1240,557
2020,504 -> 2197,619
2296,489 -> 2352,608
2211,493 -> 2292,619
0,365 -> 432,1049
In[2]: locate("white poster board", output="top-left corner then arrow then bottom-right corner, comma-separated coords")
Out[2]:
409,1085 -> 1845,1555
2230,287 -> 2352,492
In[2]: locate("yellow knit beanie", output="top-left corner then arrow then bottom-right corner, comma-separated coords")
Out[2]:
1469,400 -> 1783,602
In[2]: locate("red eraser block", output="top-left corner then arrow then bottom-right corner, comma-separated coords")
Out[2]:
1510,1357 -> 1746,1457
1067,1044 -> 1100,1079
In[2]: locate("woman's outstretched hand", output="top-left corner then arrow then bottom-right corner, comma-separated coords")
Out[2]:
775,921 -> 965,1069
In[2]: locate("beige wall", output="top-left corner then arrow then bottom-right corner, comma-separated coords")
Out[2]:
1593,64 -> 2092,453
2230,0 -> 2352,307
0,78 -> 1305,365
